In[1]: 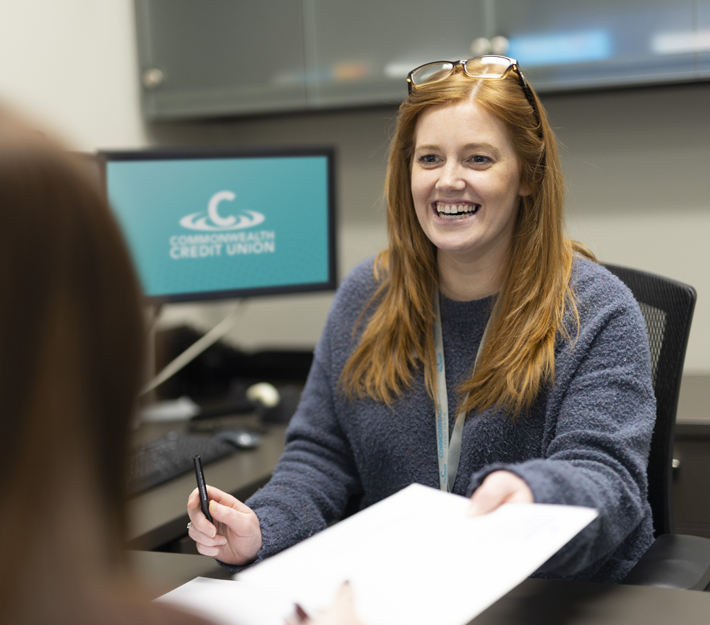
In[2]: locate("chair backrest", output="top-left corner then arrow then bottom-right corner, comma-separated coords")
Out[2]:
604,264 -> 696,537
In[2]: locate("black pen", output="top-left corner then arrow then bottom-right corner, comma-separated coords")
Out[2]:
193,454 -> 213,523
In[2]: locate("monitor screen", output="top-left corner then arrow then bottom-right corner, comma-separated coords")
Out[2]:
100,148 -> 337,304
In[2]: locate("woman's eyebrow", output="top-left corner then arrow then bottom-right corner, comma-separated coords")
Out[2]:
462,142 -> 499,153
413,144 -> 440,151
414,142 -> 499,151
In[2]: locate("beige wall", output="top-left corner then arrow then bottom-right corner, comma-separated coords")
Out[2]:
0,0 -> 146,150
550,85 -> 710,373
1,1 -> 709,372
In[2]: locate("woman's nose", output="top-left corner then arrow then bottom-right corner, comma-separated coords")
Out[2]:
435,163 -> 466,192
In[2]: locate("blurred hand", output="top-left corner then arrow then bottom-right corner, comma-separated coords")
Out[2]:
187,485 -> 262,565
289,583 -> 366,625
467,470 -> 533,517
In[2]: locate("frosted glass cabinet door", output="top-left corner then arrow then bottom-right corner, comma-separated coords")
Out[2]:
136,0 -> 307,120
698,1 -> 710,78
494,0 -> 695,92
302,0 -> 487,108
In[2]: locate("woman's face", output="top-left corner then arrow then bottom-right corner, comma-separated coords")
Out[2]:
410,100 -> 529,269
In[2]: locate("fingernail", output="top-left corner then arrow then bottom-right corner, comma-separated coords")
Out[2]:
467,502 -> 482,517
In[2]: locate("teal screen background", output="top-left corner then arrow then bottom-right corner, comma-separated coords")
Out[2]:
105,155 -> 331,300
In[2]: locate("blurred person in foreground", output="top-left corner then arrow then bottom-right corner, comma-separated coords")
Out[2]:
0,109 -> 361,625
0,107 -> 212,624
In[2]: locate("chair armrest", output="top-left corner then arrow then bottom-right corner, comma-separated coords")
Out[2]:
623,534 -> 710,590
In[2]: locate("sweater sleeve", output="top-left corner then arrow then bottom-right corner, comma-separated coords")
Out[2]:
467,266 -> 656,578
244,276 -> 365,562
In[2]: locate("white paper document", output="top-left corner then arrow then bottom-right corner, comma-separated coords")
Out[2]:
157,577 -> 293,625
159,484 -> 597,625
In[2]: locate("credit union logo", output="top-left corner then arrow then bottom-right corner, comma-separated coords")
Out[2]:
170,190 -> 276,260
179,190 -> 265,231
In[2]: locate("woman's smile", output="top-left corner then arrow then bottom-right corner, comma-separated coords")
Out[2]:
432,201 -> 481,220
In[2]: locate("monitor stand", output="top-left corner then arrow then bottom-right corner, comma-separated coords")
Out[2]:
137,301 -> 245,424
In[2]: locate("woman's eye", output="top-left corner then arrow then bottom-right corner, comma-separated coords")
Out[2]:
417,154 -> 440,164
470,155 -> 492,164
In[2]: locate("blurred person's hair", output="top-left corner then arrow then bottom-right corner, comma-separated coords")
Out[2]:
340,70 -> 594,416
0,108 -> 206,624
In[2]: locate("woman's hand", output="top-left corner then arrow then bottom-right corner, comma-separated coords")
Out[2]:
187,485 -> 262,565
467,470 -> 533,516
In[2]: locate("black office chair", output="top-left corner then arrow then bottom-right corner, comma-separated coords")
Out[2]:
603,264 -> 710,590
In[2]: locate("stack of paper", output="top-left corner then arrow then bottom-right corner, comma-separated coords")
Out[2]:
158,484 -> 597,625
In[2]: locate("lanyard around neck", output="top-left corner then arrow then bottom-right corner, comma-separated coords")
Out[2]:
433,288 -> 490,492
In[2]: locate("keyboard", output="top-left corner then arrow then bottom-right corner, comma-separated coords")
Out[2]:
128,431 -> 236,495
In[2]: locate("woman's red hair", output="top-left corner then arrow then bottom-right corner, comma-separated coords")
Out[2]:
340,71 -> 594,415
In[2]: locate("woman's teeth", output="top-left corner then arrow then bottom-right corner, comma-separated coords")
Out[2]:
435,203 -> 480,220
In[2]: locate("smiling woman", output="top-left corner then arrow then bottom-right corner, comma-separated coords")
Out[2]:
187,57 -> 657,588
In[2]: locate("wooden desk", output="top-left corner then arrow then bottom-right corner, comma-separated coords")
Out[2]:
127,420 -> 287,550
129,551 -> 710,624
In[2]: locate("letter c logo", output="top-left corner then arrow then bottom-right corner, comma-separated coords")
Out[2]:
208,191 -> 236,227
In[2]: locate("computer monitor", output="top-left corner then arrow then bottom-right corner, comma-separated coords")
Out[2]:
99,147 -> 337,304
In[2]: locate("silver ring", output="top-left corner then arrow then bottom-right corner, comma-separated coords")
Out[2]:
187,521 -> 192,530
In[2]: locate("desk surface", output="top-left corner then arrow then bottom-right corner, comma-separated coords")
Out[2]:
475,578 -> 710,624
127,419 -> 287,550
129,551 -> 710,625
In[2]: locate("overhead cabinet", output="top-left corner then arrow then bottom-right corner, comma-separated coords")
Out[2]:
699,0 -> 710,77
135,0 -> 710,121
495,0 -> 697,91
135,0 -> 308,119
300,0 -> 488,108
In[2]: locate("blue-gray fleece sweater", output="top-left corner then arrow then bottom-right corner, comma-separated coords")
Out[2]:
244,256 -> 656,583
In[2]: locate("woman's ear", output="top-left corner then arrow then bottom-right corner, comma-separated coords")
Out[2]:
518,180 -> 532,197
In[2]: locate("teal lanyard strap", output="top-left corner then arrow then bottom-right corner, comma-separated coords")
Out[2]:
433,288 -> 490,492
